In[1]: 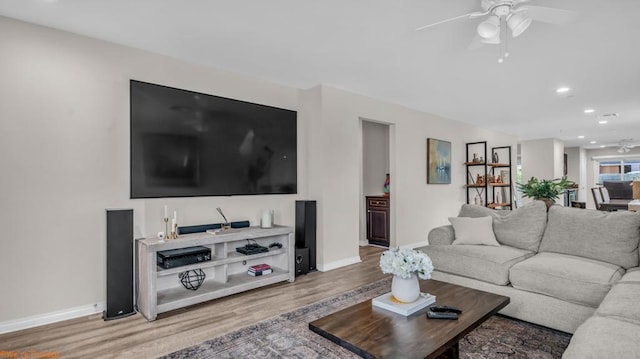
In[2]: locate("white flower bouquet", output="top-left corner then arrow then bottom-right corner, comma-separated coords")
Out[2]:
379,248 -> 434,280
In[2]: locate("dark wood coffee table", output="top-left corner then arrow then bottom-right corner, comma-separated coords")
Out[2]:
309,279 -> 509,359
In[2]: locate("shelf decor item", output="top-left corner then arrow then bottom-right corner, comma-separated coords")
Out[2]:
383,173 -> 390,197
179,269 -> 206,291
163,205 -> 169,242
380,248 -> 433,303
427,138 -> 451,184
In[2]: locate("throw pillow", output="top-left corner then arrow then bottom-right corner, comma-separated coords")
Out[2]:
448,216 -> 500,246
458,201 -> 547,251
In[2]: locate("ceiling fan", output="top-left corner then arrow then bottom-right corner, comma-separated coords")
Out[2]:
616,139 -> 639,153
416,0 -> 576,58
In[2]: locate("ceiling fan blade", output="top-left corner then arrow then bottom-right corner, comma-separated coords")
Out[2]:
520,5 -> 577,25
416,11 -> 487,31
468,34 -> 485,50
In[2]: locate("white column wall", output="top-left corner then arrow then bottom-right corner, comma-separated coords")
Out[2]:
520,138 -> 565,203
565,147 -> 588,204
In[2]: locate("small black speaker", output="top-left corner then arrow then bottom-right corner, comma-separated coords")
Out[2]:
104,209 -> 136,320
295,247 -> 310,276
295,200 -> 316,272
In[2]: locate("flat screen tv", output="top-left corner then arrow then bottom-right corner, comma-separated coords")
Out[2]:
130,80 -> 297,198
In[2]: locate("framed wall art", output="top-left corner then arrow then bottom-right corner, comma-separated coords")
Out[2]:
427,138 -> 451,184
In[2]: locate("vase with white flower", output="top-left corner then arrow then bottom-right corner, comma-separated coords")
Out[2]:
379,248 -> 434,303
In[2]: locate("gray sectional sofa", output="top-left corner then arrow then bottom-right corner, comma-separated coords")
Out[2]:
417,201 -> 640,358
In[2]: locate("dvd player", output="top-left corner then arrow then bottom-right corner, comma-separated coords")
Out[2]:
236,243 -> 269,255
157,246 -> 211,269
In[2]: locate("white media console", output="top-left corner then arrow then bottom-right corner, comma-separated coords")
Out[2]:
136,225 -> 295,321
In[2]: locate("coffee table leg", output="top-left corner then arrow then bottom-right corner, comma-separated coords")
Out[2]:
438,342 -> 459,359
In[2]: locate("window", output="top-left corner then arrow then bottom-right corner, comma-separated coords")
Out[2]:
597,159 -> 640,183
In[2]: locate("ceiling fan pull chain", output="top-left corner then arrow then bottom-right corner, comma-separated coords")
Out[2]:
504,20 -> 510,59
498,16 -> 506,63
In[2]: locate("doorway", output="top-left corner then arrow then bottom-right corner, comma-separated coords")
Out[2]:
360,119 -> 391,247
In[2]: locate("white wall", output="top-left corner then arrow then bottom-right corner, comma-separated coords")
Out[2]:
302,86 -> 517,261
0,16 -> 303,324
565,147 -> 588,204
553,140 -> 565,179
0,16 -> 518,326
520,138 -> 565,203
362,121 -> 389,196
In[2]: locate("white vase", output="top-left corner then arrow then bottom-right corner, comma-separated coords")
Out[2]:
391,274 -> 420,303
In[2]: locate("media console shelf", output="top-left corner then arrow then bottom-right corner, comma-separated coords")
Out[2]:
137,225 -> 294,321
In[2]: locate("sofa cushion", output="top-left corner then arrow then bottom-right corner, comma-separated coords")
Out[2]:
596,282 -> 640,325
562,316 -> 640,359
539,206 -> 640,269
458,201 -> 547,252
428,225 -> 455,245
419,244 -> 534,285
449,216 -> 500,246
620,267 -> 640,283
509,252 -> 624,307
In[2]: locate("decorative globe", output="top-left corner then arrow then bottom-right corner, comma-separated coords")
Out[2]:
179,269 -> 206,290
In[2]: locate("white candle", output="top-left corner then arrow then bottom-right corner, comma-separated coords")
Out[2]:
164,205 -> 168,219
173,211 -> 177,220
172,218 -> 176,230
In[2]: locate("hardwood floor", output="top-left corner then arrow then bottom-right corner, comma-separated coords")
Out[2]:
0,246 -> 387,359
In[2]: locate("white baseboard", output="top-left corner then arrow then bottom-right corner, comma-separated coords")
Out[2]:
317,256 -> 361,272
358,239 -> 369,246
0,302 -> 105,334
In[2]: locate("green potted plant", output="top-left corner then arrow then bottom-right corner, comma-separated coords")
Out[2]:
517,176 -> 574,209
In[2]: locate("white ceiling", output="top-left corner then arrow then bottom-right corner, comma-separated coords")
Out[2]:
1,0 -> 639,148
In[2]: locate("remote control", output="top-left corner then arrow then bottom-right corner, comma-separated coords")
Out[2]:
427,311 -> 458,320
428,305 -> 462,314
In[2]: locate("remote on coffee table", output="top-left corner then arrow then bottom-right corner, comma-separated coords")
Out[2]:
309,280 -> 509,359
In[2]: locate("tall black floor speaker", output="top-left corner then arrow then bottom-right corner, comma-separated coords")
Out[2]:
295,200 -> 316,272
104,209 -> 136,320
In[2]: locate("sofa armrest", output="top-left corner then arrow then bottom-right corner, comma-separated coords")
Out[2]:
428,225 -> 455,245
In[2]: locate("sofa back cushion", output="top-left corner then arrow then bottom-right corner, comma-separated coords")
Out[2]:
458,201 -> 547,252
539,206 -> 640,269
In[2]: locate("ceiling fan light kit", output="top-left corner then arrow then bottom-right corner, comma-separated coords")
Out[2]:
617,139 -> 638,153
416,0 -> 575,60
482,32 -> 501,44
507,13 -> 532,37
477,15 -> 500,39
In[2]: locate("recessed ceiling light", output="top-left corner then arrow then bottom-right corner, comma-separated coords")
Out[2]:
577,135 -> 585,139
590,141 -> 597,144
600,145 -> 606,148
556,87 -> 571,93
599,120 -> 608,124
584,108 -> 595,114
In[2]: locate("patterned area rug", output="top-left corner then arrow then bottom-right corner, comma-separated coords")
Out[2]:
163,278 -> 572,358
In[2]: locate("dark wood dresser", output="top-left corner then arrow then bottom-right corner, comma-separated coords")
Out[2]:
366,196 -> 390,247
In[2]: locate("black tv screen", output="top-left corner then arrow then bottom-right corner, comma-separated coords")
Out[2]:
130,80 -> 297,198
